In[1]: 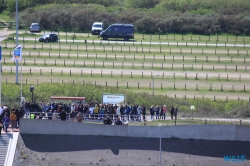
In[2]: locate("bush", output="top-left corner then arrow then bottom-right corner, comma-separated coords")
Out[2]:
2,83 -> 250,118
16,2 -> 250,35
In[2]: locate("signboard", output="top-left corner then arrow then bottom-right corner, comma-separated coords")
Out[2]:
11,45 -> 22,61
102,94 -> 125,105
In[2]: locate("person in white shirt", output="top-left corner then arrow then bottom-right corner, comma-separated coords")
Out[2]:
89,105 -> 94,120
116,104 -> 121,116
137,106 -> 142,121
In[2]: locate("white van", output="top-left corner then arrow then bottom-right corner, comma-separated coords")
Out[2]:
91,22 -> 103,35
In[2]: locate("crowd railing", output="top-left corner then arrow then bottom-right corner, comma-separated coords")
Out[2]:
22,112 -> 250,126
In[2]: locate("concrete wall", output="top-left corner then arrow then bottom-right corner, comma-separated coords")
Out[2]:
20,119 -> 250,141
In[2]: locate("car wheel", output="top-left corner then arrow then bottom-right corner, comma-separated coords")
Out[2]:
124,37 -> 128,41
92,32 -> 94,35
45,39 -> 48,43
103,36 -> 107,40
56,39 -> 58,42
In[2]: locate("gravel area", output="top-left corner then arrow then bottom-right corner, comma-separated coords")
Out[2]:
13,134 -> 250,166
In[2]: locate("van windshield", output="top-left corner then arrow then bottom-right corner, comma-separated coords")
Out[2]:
93,24 -> 102,28
105,27 -> 112,32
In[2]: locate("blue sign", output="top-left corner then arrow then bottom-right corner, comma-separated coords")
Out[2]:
14,46 -> 21,58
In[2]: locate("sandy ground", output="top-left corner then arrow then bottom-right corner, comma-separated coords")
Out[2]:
13,134 -> 250,166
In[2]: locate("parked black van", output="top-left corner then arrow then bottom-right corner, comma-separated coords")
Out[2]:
100,23 -> 134,41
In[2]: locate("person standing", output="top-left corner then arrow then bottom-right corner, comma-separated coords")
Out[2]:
3,114 -> 10,132
137,106 -> 141,121
15,108 -> 21,128
116,104 -> 121,119
10,111 -> 17,132
30,113 -> 35,119
162,105 -> 167,120
70,110 -> 75,122
99,104 -> 104,120
93,104 -> 99,120
171,106 -> 174,120
142,105 -> 146,121
174,107 -> 178,120
89,104 -> 94,120
160,106 -> 163,119
150,105 -> 155,120
47,110 -> 53,120
126,105 -> 131,121
155,105 -> 160,120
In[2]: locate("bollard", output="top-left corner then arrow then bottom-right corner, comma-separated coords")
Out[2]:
205,119 -> 207,125
240,120 -> 242,125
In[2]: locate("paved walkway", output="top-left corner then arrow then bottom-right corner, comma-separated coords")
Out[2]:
0,126 -> 19,166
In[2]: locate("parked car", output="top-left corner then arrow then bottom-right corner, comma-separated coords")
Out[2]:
91,22 -> 103,35
100,23 -> 134,41
30,23 -> 41,33
39,33 -> 58,42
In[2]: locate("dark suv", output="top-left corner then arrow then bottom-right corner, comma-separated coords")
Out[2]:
100,24 -> 134,41
39,33 -> 58,42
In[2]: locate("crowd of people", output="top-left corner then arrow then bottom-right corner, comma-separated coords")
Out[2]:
0,101 -> 178,132
0,105 -> 25,134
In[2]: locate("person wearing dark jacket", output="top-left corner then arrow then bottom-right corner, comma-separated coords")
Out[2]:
171,106 -> 174,120
174,107 -> 178,120
3,114 -> 10,132
142,105 -> 146,121
60,110 -> 67,121
15,109 -> 21,127
103,116 -> 112,125
115,117 -> 123,125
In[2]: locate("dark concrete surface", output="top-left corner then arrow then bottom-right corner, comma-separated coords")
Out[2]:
13,134 -> 250,166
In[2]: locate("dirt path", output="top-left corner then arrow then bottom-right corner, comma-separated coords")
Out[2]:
0,19 -> 15,42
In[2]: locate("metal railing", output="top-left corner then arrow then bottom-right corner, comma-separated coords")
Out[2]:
22,112 -> 250,126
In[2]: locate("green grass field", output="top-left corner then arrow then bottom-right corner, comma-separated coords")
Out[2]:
1,31 -> 250,102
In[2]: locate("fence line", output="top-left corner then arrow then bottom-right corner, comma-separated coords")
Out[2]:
4,67 -> 250,80
4,41 -> 250,56
3,70 -> 250,92
3,58 -> 249,73
3,78 -> 250,101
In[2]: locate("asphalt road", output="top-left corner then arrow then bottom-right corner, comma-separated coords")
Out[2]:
2,30 -> 250,47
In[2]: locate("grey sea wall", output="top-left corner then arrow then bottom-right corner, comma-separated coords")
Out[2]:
20,119 -> 250,141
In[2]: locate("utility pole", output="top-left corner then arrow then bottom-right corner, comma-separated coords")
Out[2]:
15,0 -> 19,84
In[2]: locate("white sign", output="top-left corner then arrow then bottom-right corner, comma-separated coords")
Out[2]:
102,94 -> 125,105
